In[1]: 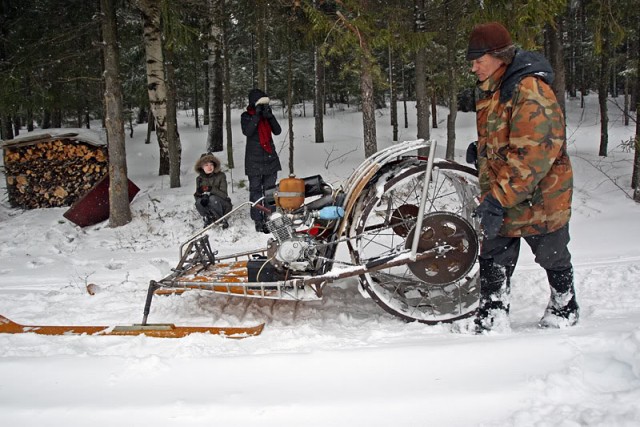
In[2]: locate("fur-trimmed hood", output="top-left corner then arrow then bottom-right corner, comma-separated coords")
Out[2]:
194,153 -> 222,174
248,88 -> 270,107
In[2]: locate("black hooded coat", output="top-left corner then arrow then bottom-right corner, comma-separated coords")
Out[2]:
240,89 -> 282,176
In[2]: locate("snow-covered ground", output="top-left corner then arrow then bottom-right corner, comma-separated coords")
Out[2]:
1,96 -> 639,426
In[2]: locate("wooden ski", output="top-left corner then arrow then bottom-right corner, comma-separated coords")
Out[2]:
0,314 -> 263,339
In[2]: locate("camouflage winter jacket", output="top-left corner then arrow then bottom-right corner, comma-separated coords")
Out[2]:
194,153 -> 230,202
475,49 -> 573,237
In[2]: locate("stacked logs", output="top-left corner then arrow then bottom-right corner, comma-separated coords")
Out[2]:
2,134 -> 108,209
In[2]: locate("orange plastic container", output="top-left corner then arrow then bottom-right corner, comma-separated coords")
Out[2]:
275,175 -> 305,210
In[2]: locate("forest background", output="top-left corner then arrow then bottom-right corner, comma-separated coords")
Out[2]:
1,0 -> 639,227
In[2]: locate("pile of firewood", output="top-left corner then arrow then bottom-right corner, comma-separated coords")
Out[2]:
2,135 -> 108,209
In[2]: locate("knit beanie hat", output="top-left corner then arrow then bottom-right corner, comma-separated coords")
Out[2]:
466,22 -> 513,60
248,89 -> 268,107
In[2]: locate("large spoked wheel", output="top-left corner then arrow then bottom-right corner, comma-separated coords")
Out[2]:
350,159 -> 481,324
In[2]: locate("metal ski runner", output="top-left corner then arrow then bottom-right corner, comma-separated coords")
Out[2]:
0,314 -> 263,339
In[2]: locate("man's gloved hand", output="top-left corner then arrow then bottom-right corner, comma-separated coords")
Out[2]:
473,194 -> 504,240
255,104 -> 265,116
466,141 -> 478,169
263,105 -> 273,119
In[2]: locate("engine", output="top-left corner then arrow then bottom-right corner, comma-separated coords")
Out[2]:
262,174 -> 344,272
265,213 -> 319,271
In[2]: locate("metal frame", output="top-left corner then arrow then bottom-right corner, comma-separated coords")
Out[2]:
142,139 -> 478,325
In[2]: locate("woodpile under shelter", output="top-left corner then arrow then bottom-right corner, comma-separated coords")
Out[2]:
1,132 -> 108,209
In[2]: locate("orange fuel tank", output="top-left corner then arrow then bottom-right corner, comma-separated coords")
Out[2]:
275,175 -> 305,210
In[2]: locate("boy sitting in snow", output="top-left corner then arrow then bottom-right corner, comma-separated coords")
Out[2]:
194,153 -> 232,228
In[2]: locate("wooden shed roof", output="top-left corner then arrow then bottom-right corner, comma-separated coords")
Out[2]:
1,132 -> 105,150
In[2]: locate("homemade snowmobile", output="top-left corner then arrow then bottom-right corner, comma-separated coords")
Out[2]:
143,139 -> 482,327
0,139 -> 480,339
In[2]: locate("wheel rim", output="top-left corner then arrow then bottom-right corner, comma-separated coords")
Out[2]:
351,161 -> 480,324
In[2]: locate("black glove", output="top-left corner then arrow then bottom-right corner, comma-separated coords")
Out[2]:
466,141 -> 478,168
199,196 -> 209,207
473,194 -> 504,240
263,105 -> 273,119
255,104 -> 265,116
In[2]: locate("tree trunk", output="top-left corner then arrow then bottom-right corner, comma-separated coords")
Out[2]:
27,109 -> 34,132
137,0 -> 170,175
145,109 -> 153,144
598,35 -> 611,157
431,94 -> 437,128
444,5 -> 456,161
624,38 -> 630,127
42,110 -> 51,129
579,1 -> 587,109
631,21 -> 640,199
547,21 -> 566,115
389,44 -> 398,142
100,0 -> 131,227
12,115 -> 20,137
287,32 -> 294,175
222,0 -> 234,169
207,0 -> 224,153
203,62 -> 210,126
361,56 -> 377,158
414,0 -> 430,152
256,0 -> 268,90
25,75 -> 34,131
567,4 -> 577,98
164,47 -> 182,188
314,45 -> 324,143
52,108 -> 62,128
402,63 -> 408,128
335,10 -> 377,157
1,115 -> 13,140
193,63 -> 200,129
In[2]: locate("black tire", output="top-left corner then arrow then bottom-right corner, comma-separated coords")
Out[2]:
349,159 -> 480,324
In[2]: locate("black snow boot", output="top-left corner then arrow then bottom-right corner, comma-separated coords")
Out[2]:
255,221 -> 269,234
204,215 -> 215,227
474,259 -> 513,333
539,267 -> 579,328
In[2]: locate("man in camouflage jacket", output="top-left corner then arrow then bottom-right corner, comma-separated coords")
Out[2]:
466,22 -> 579,333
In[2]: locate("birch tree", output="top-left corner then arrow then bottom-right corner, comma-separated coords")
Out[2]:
136,0 -> 170,176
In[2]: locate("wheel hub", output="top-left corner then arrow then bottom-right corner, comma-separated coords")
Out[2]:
404,212 -> 478,285
389,204 -> 419,237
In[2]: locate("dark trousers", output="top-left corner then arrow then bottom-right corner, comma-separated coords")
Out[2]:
248,173 -> 277,223
195,194 -> 232,220
479,224 -> 572,272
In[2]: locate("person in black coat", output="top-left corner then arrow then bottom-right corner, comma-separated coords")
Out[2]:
240,88 -> 282,232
